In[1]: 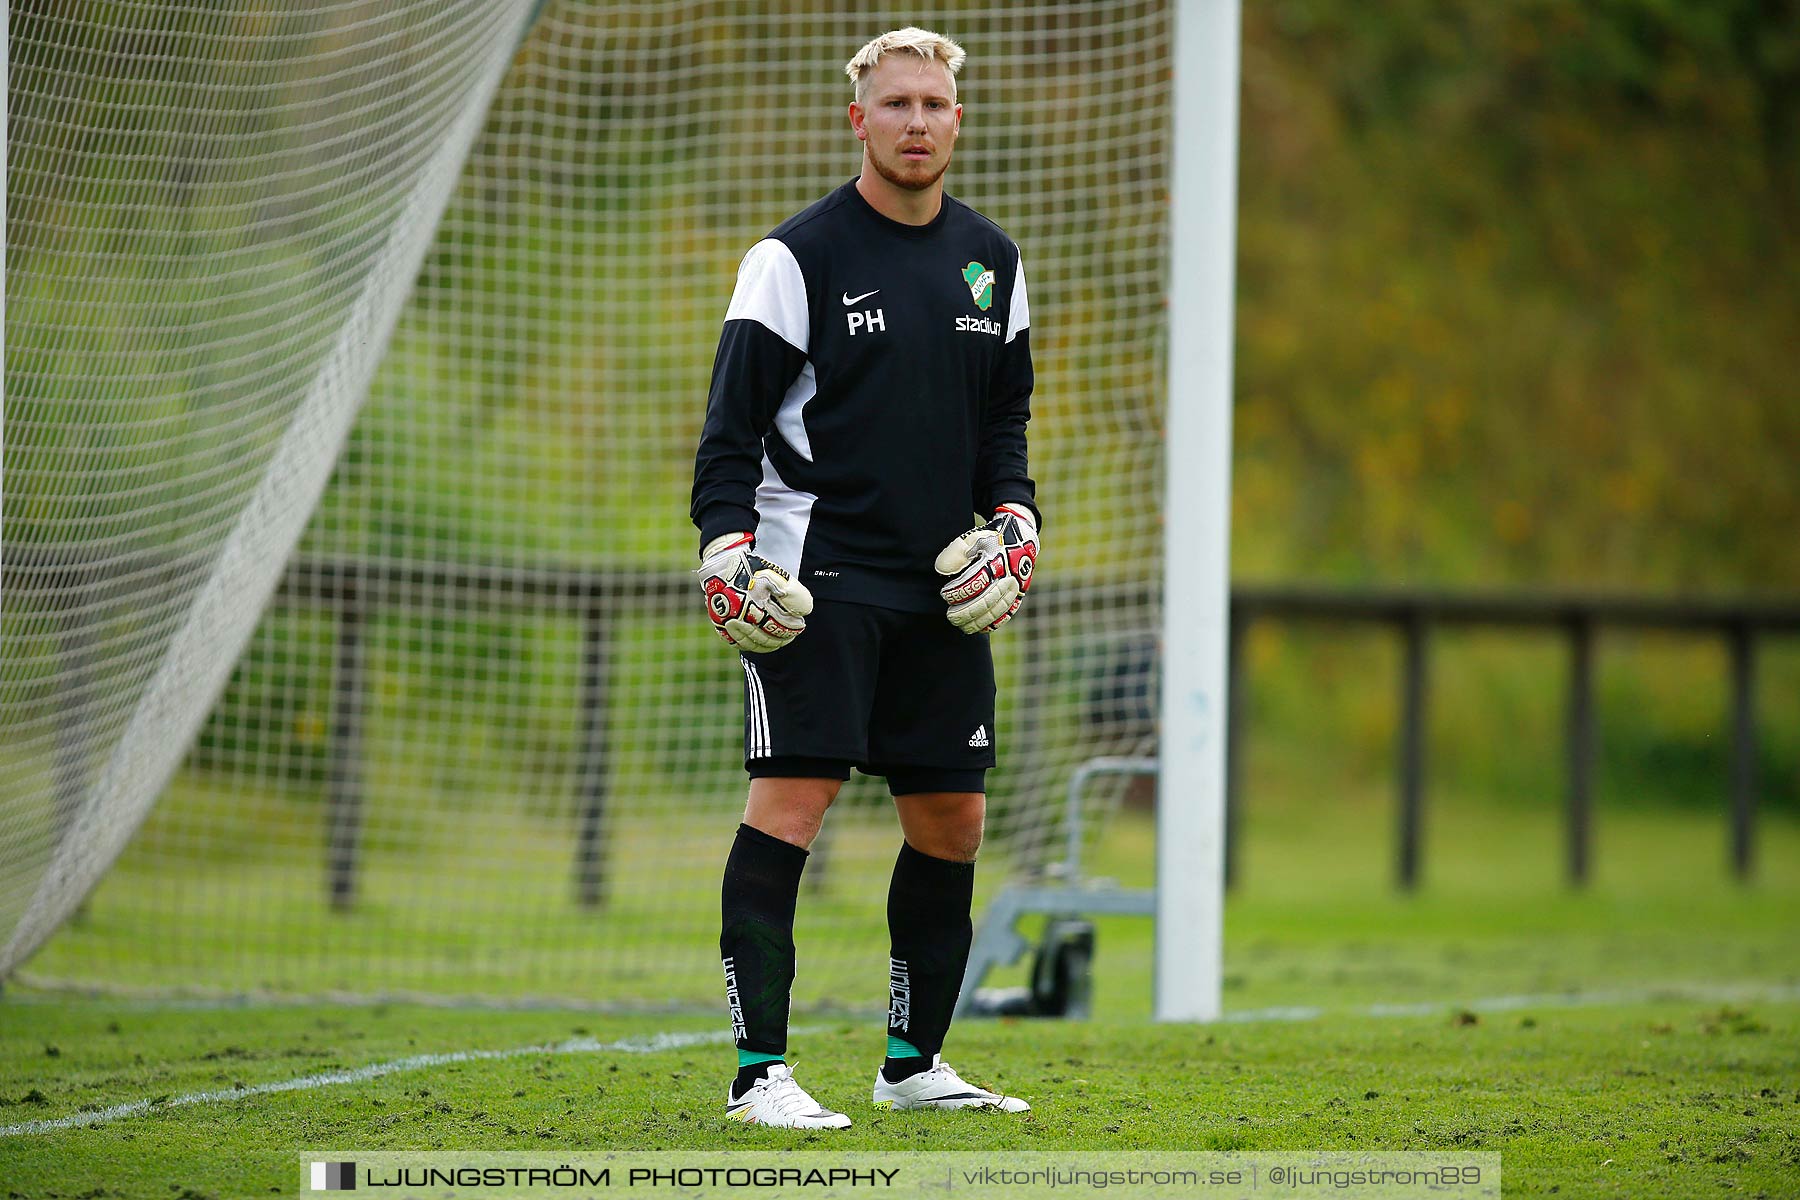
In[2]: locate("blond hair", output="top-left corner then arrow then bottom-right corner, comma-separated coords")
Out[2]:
844,27 -> 965,105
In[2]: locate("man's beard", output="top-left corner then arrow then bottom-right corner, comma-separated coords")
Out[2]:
869,146 -> 951,192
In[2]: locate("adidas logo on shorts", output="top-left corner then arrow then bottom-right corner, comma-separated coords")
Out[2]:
967,725 -> 989,748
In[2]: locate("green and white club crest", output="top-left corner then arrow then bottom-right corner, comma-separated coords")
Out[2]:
962,261 -> 995,311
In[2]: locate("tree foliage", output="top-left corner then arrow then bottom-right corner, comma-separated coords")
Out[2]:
1234,0 -> 1800,589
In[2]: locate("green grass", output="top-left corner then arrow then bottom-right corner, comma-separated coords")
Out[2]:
5,786 -> 1798,1198
2,995 -> 1795,1198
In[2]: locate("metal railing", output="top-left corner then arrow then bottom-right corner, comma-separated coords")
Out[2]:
280,564 -> 1798,896
1227,587 -> 1800,888
9,546 -> 1796,901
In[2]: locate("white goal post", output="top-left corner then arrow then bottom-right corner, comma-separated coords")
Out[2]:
1156,0 -> 1240,1022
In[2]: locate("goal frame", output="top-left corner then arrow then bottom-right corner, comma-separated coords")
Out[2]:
1155,0 -> 1240,1022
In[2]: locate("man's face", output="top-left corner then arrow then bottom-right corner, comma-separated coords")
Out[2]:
851,55 -> 961,192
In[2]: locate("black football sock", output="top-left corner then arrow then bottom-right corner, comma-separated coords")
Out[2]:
721,823 -> 808,1098
884,841 -> 975,1082
883,1034 -> 930,1084
733,1056 -> 784,1099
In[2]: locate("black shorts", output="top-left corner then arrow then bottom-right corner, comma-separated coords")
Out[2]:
739,599 -> 996,797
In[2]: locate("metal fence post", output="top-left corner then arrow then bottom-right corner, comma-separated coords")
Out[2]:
326,577 -> 366,912
54,571 -> 98,926
574,598 -> 612,908
1728,622 -> 1757,881
1565,615 -> 1596,886
1397,610 -> 1429,890
1015,582 -> 1055,876
1225,608 -> 1247,891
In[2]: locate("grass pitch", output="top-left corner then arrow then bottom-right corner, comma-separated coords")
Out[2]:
3,803 -> 1797,1199
2,993 -> 1796,1198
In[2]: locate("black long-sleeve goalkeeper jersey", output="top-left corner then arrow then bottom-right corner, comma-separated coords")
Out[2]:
690,178 -> 1038,613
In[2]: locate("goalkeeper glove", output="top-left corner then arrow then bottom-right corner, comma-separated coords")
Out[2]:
696,533 -> 814,653
933,503 -> 1039,634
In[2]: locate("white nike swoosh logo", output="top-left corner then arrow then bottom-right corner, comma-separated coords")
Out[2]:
842,289 -> 879,305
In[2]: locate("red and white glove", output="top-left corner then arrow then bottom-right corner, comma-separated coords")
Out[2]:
696,533 -> 814,653
933,504 -> 1039,634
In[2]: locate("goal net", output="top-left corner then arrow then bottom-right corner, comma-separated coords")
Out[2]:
3,1 -> 1173,1011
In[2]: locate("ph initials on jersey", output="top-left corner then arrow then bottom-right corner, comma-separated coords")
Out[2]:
845,285 -> 886,337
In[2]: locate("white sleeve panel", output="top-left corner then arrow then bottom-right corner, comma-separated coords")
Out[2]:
724,238 -> 809,354
1006,248 -> 1031,344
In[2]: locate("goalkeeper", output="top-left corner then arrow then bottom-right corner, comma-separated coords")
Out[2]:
689,27 -> 1039,1129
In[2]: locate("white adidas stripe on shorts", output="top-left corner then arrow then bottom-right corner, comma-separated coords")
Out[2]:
742,658 -> 771,758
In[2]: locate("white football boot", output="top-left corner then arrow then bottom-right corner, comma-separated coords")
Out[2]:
725,1064 -> 852,1129
872,1055 -> 1030,1112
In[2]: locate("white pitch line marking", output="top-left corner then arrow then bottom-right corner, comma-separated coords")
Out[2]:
1,1028 -> 735,1138
6,980 -> 1797,1137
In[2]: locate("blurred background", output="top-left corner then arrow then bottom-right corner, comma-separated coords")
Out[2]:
3,0 -> 1796,1015
1236,1 -> 1797,593
1226,0 -> 1799,873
